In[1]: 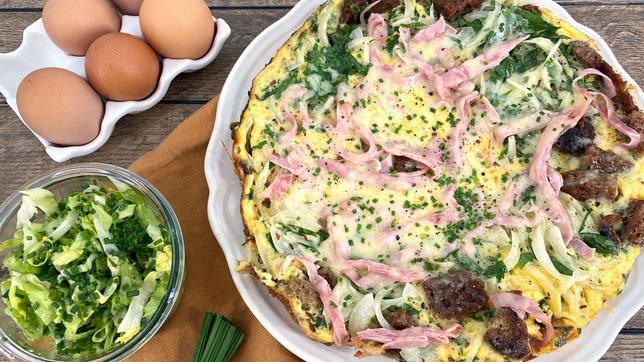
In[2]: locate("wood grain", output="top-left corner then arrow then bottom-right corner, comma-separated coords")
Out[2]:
0,1 -> 643,361
601,334 -> 644,361
0,0 -> 644,9
0,104 -> 200,200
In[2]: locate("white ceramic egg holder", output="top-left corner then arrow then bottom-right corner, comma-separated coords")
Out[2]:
0,15 -> 231,162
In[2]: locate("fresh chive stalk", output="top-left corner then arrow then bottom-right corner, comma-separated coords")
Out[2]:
192,313 -> 245,362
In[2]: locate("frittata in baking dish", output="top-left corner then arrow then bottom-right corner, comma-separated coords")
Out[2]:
231,0 -> 644,360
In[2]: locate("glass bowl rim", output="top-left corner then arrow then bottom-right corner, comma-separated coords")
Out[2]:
0,163 -> 185,362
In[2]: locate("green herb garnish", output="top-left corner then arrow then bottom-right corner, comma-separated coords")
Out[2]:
193,313 -> 245,362
483,260 -> 507,281
0,184 -> 172,355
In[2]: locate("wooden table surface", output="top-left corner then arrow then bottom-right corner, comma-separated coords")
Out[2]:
0,0 -> 643,361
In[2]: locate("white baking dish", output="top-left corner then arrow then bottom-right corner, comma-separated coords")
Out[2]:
204,1 -> 644,361
0,15 -> 230,162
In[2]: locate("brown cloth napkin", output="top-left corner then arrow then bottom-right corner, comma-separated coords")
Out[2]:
127,97 -> 299,362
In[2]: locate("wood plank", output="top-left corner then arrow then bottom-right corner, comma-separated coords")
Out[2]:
1,5 -> 643,104
625,309 -> 644,329
601,333 -> 644,361
0,0 -> 295,9
1,0 -> 644,9
0,103 -> 200,201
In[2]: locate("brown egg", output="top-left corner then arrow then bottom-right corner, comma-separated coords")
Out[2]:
17,68 -> 103,146
42,0 -> 121,56
139,0 -> 215,59
112,0 -> 143,15
85,33 -> 160,101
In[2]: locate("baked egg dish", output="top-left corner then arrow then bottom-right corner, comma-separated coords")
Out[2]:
231,0 -> 644,360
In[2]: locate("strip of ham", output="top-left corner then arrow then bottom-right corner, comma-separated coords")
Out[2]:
425,206 -> 460,225
317,157 -> 429,190
574,68 -> 640,148
343,259 -> 425,289
294,256 -> 347,345
335,84 -> 355,135
529,102 -> 590,245
412,17 -> 456,43
398,28 -> 452,99
279,86 -> 310,145
569,237 -> 595,260
489,292 -> 554,348
380,153 -> 393,172
280,110 -> 299,146
497,177 -> 530,214
494,111 -> 553,143
449,91 -> 480,166
268,147 -> 308,178
327,211 -> 427,289
317,158 -> 352,178
381,142 -> 444,176
547,166 -> 563,195
441,35 -> 529,89
357,325 -> 463,349
261,172 -> 293,199
368,13 -> 388,42
335,123 -> 379,163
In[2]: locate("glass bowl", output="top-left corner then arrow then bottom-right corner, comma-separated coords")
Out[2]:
0,163 -> 185,361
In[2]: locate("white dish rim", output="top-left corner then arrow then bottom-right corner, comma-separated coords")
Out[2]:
204,1 -> 644,361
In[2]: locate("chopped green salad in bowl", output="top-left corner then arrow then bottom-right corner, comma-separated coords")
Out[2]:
0,164 -> 184,361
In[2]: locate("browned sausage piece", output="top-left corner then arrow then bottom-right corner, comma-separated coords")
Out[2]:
561,170 -> 618,201
422,270 -> 489,319
570,40 -> 637,115
581,145 -> 633,174
392,155 -> 419,173
624,110 -> 644,134
432,0 -> 484,21
485,308 -> 532,359
554,116 -> 595,156
284,277 -> 323,313
318,267 -> 338,289
599,214 -> 623,244
520,4 -> 540,14
432,0 -> 485,21
384,308 -> 416,330
340,0 -> 401,24
620,200 -> 644,246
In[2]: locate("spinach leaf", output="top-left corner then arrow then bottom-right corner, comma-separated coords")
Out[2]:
303,25 -> 371,106
260,70 -> 299,101
552,258 -> 573,276
447,251 -> 506,281
402,303 -> 420,316
578,209 -> 592,233
454,254 -> 483,274
506,6 -> 563,42
260,25 -> 370,104
517,252 -> 535,268
581,233 -> 618,256
489,43 -> 547,82
483,260 -> 507,281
